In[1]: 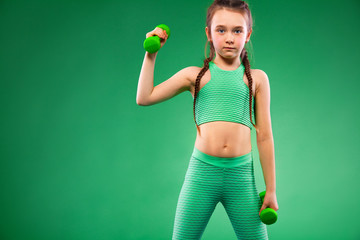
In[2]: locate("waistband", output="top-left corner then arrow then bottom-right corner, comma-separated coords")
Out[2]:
191,146 -> 253,168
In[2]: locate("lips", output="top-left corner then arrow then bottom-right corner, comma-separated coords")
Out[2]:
224,47 -> 234,49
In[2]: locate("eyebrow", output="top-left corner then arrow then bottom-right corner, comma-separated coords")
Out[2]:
215,25 -> 244,29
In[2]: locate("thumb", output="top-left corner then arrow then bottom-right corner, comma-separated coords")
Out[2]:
259,203 -> 267,216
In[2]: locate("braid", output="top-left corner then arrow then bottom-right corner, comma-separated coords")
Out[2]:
242,49 -> 257,130
193,41 -> 215,137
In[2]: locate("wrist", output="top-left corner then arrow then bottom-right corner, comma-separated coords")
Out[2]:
266,188 -> 276,194
146,51 -> 157,59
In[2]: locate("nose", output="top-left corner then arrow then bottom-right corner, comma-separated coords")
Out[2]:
225,32 -> 234,43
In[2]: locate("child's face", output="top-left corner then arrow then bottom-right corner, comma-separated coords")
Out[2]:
206,9 -> 252,59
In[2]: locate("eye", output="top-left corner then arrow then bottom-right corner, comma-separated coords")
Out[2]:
217,29 -> 242,33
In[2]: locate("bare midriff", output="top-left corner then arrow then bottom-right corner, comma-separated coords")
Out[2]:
194,121 -> 252,158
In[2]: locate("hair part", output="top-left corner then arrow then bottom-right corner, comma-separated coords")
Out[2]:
193,0 -> 257,136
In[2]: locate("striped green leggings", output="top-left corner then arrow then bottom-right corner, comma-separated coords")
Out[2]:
172,146 -> 268,240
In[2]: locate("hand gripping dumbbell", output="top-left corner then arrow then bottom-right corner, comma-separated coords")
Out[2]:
259,190 -> 278,225
143,24 -> 171,53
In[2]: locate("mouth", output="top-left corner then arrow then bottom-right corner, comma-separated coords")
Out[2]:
224,47 -> 234,49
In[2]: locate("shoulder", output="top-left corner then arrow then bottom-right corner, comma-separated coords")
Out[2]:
251,69 -> 269,95
176,66 -> 202,78
181,66 -> 208,84
182,66 -> 203,73
253,69 -> 269,80
186,65 -> 205,76
255,69 -> 269,86
168,66 -> 200,87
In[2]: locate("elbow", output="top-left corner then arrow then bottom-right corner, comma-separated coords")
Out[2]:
256,132 -> 273,143
137,100 -> 147,106
256,126 -> 273,142
136,98 -> 149,106
257,136 -> 273,143
136,97 -> 144,106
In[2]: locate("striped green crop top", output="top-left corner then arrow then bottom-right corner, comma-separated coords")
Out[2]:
195,61 -> 255,129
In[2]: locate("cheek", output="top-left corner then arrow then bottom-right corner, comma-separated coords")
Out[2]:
213,37 -> 223,47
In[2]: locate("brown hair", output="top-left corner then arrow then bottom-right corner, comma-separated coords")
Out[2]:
193,0 -> 257,136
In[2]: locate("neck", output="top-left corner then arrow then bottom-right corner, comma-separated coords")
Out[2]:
213,56 -> 241,68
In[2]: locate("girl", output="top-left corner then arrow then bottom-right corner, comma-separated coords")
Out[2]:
137,0 -> 278,239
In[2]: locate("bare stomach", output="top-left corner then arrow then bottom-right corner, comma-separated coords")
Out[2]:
194,121 -> 252,158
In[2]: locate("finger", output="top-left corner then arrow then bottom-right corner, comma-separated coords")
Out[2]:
270,205 -> 279,211
146,28 -> 160,38
159,32 -> 166,40
155,28 -> 166,39
259,206 -> 265,216
260,202 -> 270,211
146,32 -> 154,38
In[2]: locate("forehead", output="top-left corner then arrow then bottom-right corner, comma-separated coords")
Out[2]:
212,9 -> 246,28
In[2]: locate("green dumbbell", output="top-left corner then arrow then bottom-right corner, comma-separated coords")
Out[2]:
259,190 -> 278,225
143,24 -> 171,53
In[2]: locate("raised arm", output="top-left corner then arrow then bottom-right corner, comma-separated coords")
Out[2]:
136,51 -> 192,106
136,51 -> 158,105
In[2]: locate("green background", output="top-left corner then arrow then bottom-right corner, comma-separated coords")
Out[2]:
1,0 -> 360,239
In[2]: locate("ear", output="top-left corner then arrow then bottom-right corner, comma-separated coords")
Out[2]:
246,28 -> 252,42
205,26 -> 211,42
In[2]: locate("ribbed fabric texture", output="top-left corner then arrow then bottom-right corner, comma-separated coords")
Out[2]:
172,147 -> 268,239
191,145 -> 253,168
195,61 -> 255,129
